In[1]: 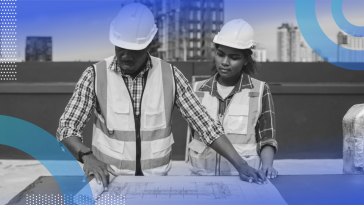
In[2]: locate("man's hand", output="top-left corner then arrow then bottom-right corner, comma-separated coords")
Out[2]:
260,166 -> 278,179
239,163 -> 267,184
82,154 -> 117,189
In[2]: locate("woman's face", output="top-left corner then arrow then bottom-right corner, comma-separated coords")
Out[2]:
214,45 -> 246,79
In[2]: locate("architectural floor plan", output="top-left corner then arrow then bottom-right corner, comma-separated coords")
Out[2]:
89,176 -> 287,205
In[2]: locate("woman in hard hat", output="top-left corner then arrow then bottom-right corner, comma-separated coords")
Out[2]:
188,19 -> 278,179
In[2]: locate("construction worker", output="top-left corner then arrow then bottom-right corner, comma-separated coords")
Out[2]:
188,19 -> 278,178
56,4 -> 266,188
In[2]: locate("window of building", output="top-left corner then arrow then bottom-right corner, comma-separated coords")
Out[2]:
190,41 -> 193,48
212,24 -> 216,30
212,11 -> 216,21
190,23 -> 193,30
197,32 -> 201,38
197,23 -> 201,30
190,50 -> 193,57
190,32 -> 193,39
197,10 -> 201,20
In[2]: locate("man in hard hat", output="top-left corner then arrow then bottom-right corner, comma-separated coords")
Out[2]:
56,3 -> 265,188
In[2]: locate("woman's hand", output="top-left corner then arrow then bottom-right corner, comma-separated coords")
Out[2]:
260,165 -> 278,179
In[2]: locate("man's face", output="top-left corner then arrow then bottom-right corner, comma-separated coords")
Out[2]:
115,46 -> 149,74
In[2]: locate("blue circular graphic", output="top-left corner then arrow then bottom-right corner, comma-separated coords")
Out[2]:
0,115 -> 94,205
296,0 -> 364,70
331,0 -> 364,37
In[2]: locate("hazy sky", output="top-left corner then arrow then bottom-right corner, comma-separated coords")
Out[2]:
14,0 -> 364,61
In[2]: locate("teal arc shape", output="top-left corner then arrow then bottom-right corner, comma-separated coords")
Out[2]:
331,0 -> 364,37
295,0 -> 364,70
0,115 -> 94,205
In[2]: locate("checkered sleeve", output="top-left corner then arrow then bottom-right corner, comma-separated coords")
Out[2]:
56,66 -> 96,142
256,83 -> 278,154
173,67 -> 225,146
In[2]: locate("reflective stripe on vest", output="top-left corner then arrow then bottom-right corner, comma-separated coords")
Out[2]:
188,77 -> 264,175
92,56 -> 175,176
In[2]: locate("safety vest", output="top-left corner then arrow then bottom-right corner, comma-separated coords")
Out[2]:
91,56 -> 175,176
188,77 -> 264,175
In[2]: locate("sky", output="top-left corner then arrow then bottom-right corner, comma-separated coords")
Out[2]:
12,0 -> 364,61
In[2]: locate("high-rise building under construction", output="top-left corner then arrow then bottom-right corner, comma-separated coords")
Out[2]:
134,0 -> 224,61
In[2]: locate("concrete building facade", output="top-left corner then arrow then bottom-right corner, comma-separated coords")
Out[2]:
277,23 -> 301,62
253,45 -> 267,62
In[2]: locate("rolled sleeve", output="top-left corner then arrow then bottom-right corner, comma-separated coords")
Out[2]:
56,66 -> 96,142
256,83 -> 278,154
173,67 -> 225,146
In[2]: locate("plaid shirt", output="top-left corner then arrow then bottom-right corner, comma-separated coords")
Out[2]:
198,73 -> 278,153
110,56 -> 151,116
56,55 -> 224,146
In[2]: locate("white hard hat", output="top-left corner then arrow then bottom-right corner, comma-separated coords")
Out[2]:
213,19 -> 256,50
109,3 -> 158,50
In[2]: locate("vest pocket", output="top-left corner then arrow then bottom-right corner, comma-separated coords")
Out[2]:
112,102 -> 129,128
188,139 -> 206,154
144,110 -> 165,129
226,104 -> 249,134
97,135 -> 124,160
151,134 -> 174,159
188,139 -> 208,173
234,144 -> 260,170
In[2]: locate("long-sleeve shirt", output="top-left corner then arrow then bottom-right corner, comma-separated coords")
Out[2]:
197,73 -> 278,154
56,55 -> 225,146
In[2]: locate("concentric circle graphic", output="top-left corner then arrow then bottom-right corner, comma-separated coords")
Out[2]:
296,0 -> 364,70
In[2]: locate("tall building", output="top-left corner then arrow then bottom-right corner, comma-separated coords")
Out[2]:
25,37 -> 52,62
252,45 -> 267,62
337,31 -> 364,62
299,43 -> 307,62
277,23 -> 301,62
135,0 -> 224,61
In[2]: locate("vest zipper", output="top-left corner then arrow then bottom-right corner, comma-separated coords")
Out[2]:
216,95 -> 236,175
123,73 -> 148,176
135,72 -> 148,176
124,86 -> 143,176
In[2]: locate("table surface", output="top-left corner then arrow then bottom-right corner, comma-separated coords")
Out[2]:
6,175 -> 364,205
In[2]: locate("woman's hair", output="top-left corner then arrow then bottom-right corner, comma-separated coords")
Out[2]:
211,43 -> 259,76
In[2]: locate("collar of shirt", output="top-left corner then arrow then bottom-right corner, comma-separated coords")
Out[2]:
108,54 -> 153,77
199,72 -> 254,98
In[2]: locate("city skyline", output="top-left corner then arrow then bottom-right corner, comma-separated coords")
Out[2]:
14,0 -> 364,62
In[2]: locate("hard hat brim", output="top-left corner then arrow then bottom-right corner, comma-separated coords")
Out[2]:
213,36 -> 256,50
110,36 -> 154,50
109,21 -> 158,50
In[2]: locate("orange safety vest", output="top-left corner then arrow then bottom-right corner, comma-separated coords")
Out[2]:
188,77 -> 264,175
92,56 -> 175,176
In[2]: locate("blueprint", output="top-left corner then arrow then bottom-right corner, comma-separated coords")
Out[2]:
92,176 -> 288,205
